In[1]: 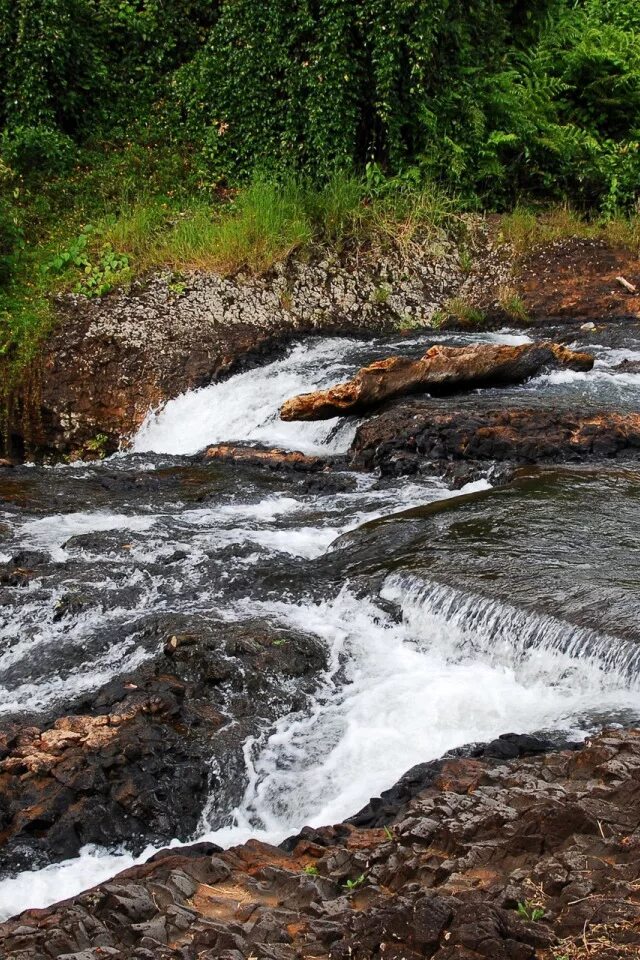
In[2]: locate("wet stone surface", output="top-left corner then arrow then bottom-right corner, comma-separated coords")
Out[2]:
1,729 -> 639,959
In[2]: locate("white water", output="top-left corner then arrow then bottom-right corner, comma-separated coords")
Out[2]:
525,348 -> 640,403
2,328 -> 639,920
133,339 -> 360,455
3,573 -> 637,919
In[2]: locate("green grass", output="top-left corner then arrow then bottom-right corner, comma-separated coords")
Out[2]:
1,164 -> 457,387
95,174 -> 457,276
497,285 -> 531,324
499,205 -> 640,258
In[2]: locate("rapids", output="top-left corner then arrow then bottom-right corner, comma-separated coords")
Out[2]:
0,326 -> 639,920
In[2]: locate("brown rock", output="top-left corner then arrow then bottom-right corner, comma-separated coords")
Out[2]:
350,405 -> 640,472
203,445 -> 324,471
280,342 -> 594,421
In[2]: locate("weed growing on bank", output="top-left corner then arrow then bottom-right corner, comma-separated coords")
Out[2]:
500,207 -> 640,258
432,296 -> 488,329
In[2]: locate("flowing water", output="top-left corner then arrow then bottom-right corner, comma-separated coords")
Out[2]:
1,327 -> 639,919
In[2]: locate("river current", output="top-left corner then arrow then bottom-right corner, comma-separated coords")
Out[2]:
0,327 -> 639,919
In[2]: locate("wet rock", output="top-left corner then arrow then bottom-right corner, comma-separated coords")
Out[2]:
2,729 -> 640,959
350,404 -> 640,472
613,358 -> 640,374
280,342 -> 594,421
0,620 -> 327,873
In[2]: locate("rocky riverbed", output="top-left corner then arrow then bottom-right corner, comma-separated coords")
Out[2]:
0,239 -> 639,957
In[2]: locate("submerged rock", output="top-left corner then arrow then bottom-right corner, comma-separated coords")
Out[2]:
280,342 -> 594,421
2,728 -> 639,959
350,404 -> 640,473
613,358 -> 640,375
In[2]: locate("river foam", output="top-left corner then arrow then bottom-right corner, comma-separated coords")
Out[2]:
3,570 -> 637,919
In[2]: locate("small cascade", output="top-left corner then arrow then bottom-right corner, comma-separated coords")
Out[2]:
132,339 -> 360,455
194,580 -> 639,846
382,574 -> 640,687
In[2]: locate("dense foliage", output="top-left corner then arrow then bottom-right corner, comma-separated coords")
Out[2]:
0,0 -> 639,312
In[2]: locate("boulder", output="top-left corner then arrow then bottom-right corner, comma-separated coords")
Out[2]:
280,342 -> 594,421
203,445 -> 324,471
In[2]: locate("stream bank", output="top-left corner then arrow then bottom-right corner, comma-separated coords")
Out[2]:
3,231 -> 639,460
1,728 -> 639,959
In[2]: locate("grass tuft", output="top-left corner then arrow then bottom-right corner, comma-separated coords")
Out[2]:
500,205 -> 640,258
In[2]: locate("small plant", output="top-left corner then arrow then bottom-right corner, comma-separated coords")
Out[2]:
168,274 -> 187,297
85,433 -> 110,459
343,873 -> 367,892
76,247 -> 131,298
435,296 -> 486,328
498,286 -> 530,323
43,228 -> 92,276
279,288 -> 294,310
372,283 -> 391,305
517,900 -> 546,923
44,229 -> 131,298
271,638 -> 287,647
431,308 -> 446,329
395,311 -> 426,331
459,247 -> 474,273
303,864 -> 318,875
383,825 -> 394,841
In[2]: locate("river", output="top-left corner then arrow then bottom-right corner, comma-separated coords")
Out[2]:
0,326 -> 639,920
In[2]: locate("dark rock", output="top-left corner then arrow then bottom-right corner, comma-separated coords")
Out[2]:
613,358 -> 640,374
350,404 -> 640,471
0,620 -> 327,873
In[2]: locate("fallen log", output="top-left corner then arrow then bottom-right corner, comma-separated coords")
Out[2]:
280,342 -> 594,421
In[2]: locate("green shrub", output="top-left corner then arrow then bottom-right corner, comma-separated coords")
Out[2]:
2,126 -> 76,176
175,0 -> 551,184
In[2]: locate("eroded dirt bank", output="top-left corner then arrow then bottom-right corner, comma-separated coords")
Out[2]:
4,233 -> 639,459
1,728 -> 639,959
